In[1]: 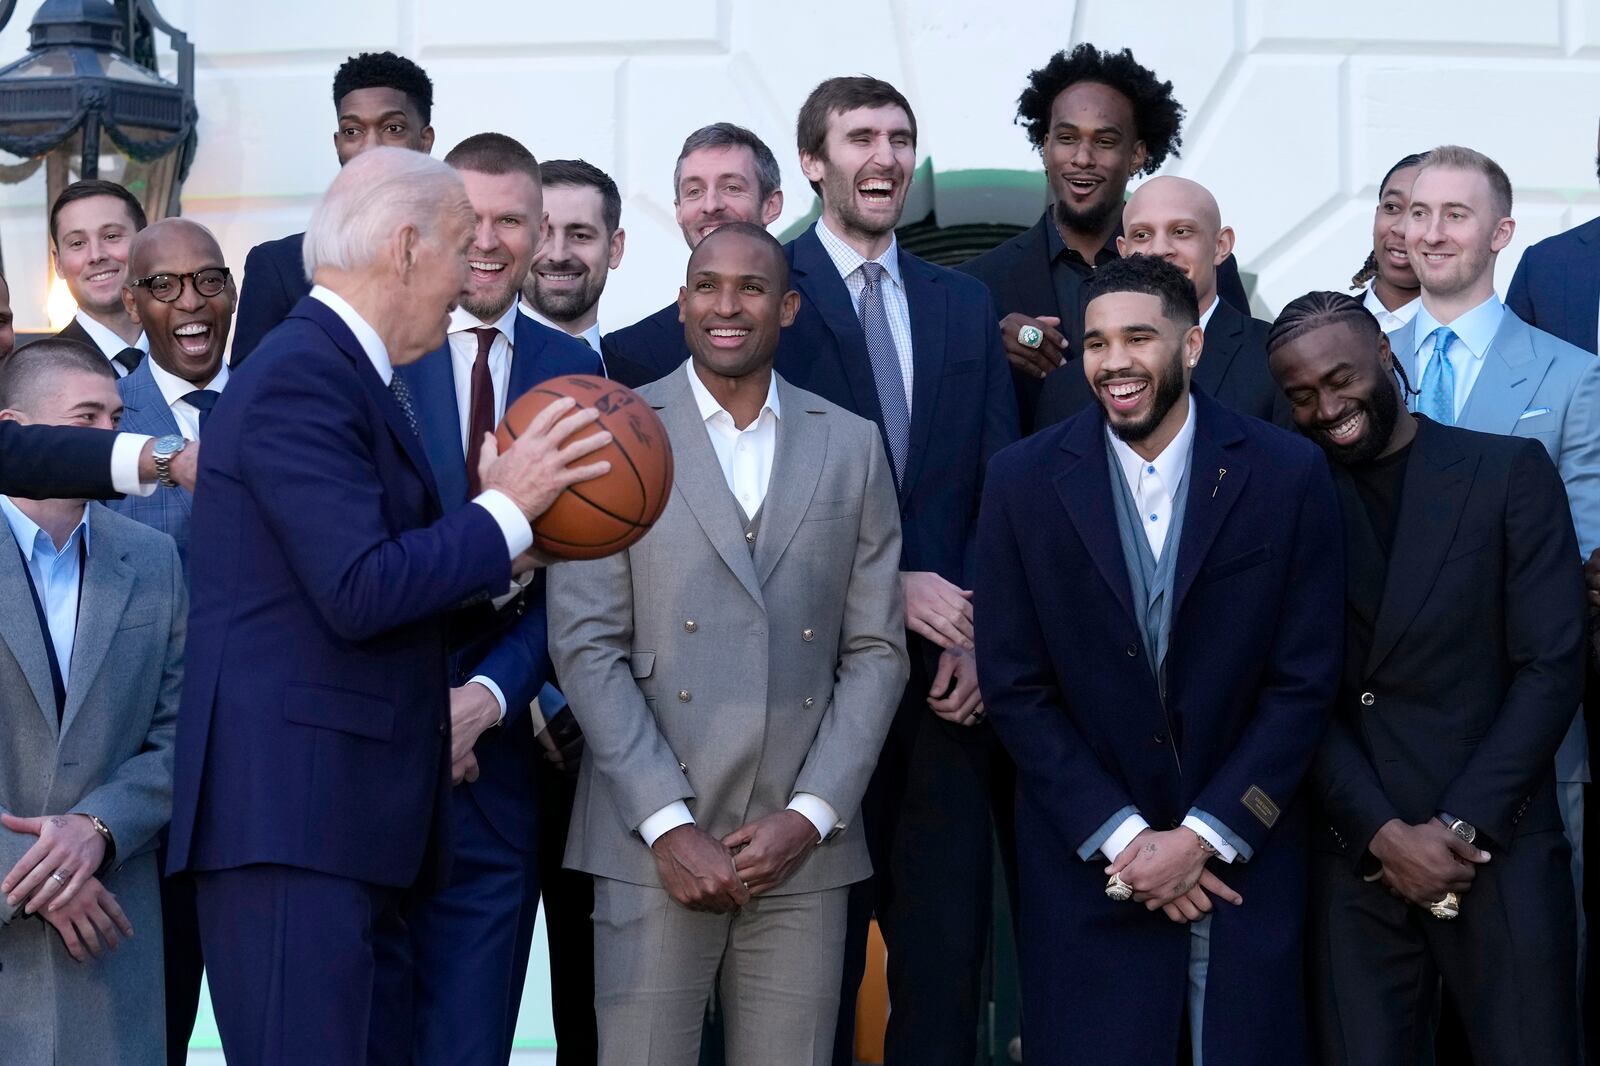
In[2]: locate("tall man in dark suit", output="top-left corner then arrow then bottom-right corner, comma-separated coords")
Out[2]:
50,180 -> 149,377
768,75 -> 1018,1066
1035,175 -> 1286,429
231,51 -> 435,366
394,132 -> 603,1066
960,45 -> 1249,433
603,123 -> 784,385
1269,291 -> 1582,1065
975,255 -> 1342,1066
165,147 -> 615,1066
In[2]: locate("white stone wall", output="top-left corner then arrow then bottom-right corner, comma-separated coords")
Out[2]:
3,0 -> 1597,334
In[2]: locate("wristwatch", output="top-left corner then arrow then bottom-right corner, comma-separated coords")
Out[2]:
80,813 -> 116,874
1436,812 -> 1476,845
152,434 -> 188,489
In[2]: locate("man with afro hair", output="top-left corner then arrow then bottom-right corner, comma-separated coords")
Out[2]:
231,51 -> 436,365
961,44 -> 1250,433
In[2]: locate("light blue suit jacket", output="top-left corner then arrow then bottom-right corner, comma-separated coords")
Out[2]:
106,360 -> 194,565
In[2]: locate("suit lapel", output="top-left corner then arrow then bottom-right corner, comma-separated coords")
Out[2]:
61,505 -> 135,738
754,378 -> 828,585
1365,422 -> 1474,675
791,228 -> 883,423
655,370 -> 764,607
1567,223 -> 1600,349
118,364 -> 191,515
1172,395 -> 1250,617
899,252 -> 946,502
1456,312 -> 1540,434
401,343 -> 469,510
0,517 -> 60,736
1053,411 -> 1137,629
1008,216 -> 1063,318
509,313 -> 550,397
1194,301 -> 1244,400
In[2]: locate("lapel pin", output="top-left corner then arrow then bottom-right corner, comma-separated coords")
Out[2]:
1212,468 -> 1227,498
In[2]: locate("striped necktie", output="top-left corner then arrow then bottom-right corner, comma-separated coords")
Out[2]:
856,261 -> 910,484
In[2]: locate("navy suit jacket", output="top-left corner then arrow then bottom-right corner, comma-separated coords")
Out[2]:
167,296 -> 513,890
0,422 -> 118,499
231,231 -> 310,367
106,360 -> 194,563
1507,216 -> 1600,355
393,313 -> 600,850
775,224 -> 1018,604
601,300 -> 686,387
974,390 -> 1342,1066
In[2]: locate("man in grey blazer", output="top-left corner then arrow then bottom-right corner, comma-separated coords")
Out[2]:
548,222 -> 908,1066
0,339 -> 186,1066
1395,144 -> 1600,987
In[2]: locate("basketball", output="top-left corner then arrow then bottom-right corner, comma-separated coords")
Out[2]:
496,375 -> 674,561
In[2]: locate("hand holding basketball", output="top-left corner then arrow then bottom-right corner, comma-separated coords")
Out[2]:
480,396 -> 613,524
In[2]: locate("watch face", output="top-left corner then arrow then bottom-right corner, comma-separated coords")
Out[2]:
1451,821 -> 1475,844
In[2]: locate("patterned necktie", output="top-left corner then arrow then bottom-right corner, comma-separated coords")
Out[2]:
181,389 -> 220,433
465,327 -> 498,496
389,374 -> 421,438
856,261 -> 910,484
1419,326 -> 1457,425
114,347 -> 144,375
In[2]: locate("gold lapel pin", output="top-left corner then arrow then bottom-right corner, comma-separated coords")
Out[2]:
1212,468 -> 1227,498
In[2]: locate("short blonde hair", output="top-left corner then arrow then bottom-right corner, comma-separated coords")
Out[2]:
1419,145 -> 1513,218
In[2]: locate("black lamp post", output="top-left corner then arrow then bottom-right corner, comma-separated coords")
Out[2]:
0,0 -> 196,277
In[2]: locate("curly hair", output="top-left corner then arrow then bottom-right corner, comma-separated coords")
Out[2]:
333,51 -> 434,124
1015,44 -> 1183,173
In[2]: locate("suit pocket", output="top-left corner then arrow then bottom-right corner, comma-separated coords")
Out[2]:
1199,544 -> 1271,582
629,652 -> 656,679
804,497 -> 860,523
117,609 -> 157,632
283,682 -> 395,741
1444,533 -> 1488,562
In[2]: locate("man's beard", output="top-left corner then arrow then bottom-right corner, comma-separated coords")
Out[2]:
1313,374 -> 1401,466
1054,196 -> 1121,239
1101,346 -> 1187,445
529,270 -> 605,324
459,282 -> 517,323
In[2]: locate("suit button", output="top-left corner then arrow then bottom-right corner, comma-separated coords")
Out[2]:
1125,643 -> 1139,658
745,530 -> 756,544
684,620 -> 698,633
437,723 -> 446,736
1153,732 -> 1166,745
1360,692 -> 1376,707
802,628 -> 815,642
803,697 -> 815,709
678,690 -> 691,703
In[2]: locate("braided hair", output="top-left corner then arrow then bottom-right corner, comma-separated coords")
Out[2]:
1350,152 -> 1428,290
1268,290 -> 1416,399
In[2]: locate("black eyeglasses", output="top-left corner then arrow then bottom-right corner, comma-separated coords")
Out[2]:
130,268 -> 232,303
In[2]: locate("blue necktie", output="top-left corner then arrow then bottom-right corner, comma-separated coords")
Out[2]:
181,389 -> 220,432
1419,327 -> 1457,425
389,375 -> 421,438
856,261 -> 910,484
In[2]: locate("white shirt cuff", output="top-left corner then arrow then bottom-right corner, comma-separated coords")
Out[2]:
111,433 -> 157,497
472,489 -> 534,558
638,801 -> 695,847
466,675 -> 509,724
786,793 -> 840,841
1102,814 -> 1151,862
526,692 -> 548,737
1182,815 -> 1239,863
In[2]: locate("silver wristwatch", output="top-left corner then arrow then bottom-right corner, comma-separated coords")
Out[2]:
152,434 -> 188,488
1436,812 -> 1476,845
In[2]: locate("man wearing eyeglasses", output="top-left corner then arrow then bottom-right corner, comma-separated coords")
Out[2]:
106,216 -> 234,1065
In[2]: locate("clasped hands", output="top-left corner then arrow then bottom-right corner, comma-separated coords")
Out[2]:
1,812 -> 133,961
650,812 -> 821,913
1105,827 -> 1243,924
901,571 -> 985,726
1367,818 -> 1489,910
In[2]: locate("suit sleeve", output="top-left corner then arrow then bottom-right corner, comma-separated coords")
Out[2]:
69,539 -> 185,866
975,456 -> 1142,855
547,547 -> 696,834
791,426 -> 909,818
236,353 -> 511,643
1505,253 -> 1535,325
231,242 -> 295,367
1439,440 -> 1586,847
1189,450 -> 1343,855
0,422 -> 119,500
1556,354 -> 1600,557
1311,715 -> 1404,869
1218,253 -> 1251,316
965,288 -> 1022,588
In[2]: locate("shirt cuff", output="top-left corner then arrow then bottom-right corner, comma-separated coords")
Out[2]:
1183,809 -> 1250,863
472,489 -> 534,558
638,801 -> 695,847
1079,806 -> 1148,862
787,793 -> 841,841
110,433 -> 157,497
466,675 -> 509,724
527,691 -> 549,737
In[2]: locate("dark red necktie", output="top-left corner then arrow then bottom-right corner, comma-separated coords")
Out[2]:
465,327 -> 498,496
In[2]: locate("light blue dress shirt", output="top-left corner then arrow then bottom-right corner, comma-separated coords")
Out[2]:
1410,294 -> 1505,419
1,496 -> 90,690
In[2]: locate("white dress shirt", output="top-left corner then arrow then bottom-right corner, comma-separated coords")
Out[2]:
1,496 -> 90,692
815,218 -> 915,404
1410,294 -> 1505,419
1362,282 -> 1421,335
1197,295 -> 1220,335
637,362 -> 840,847
73,310 -> 148,377
145,357 -> 229,441
446,303 -> 518,452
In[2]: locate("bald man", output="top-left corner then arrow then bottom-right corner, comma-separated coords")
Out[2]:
107,217 -> 235,1064
1035,176 -> 1288,429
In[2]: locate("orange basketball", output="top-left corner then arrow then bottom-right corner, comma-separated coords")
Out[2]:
496,375 -> 673,560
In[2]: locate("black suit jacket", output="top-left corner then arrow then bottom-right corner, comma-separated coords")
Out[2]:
231,231 -> 310,367
1031,297 -> 1288,430
599,333 -> 662,391
600,301 -> 686,387
1315,419 -> 1586,863
960,212 -> 1250,433
0,422 -> 120,499
53,316 -> 98,352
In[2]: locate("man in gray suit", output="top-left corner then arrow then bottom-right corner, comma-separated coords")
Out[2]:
1394,142 -> 1600,987
0,339 -> 186,1066
548,222 -> 908,1066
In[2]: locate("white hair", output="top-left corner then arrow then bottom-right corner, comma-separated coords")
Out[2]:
302,147 -> 467,279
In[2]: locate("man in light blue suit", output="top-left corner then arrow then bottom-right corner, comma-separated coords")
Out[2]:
1394,144 -> 1600,985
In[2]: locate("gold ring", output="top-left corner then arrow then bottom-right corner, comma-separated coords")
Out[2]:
1428,891 -> 1460,920
1105,873 -> 1134,902
1017,324 -> 1044,350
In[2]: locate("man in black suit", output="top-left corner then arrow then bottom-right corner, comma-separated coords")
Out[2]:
50,180 -> 149,377
1267,291 -> 1583,1066
960,44 -> 1249,433
231,51 -> 435,365
768,75 -> 1019,1066
1035,175 -> 1286,429
0,418 -> 196,499
602,123 -> 784,385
